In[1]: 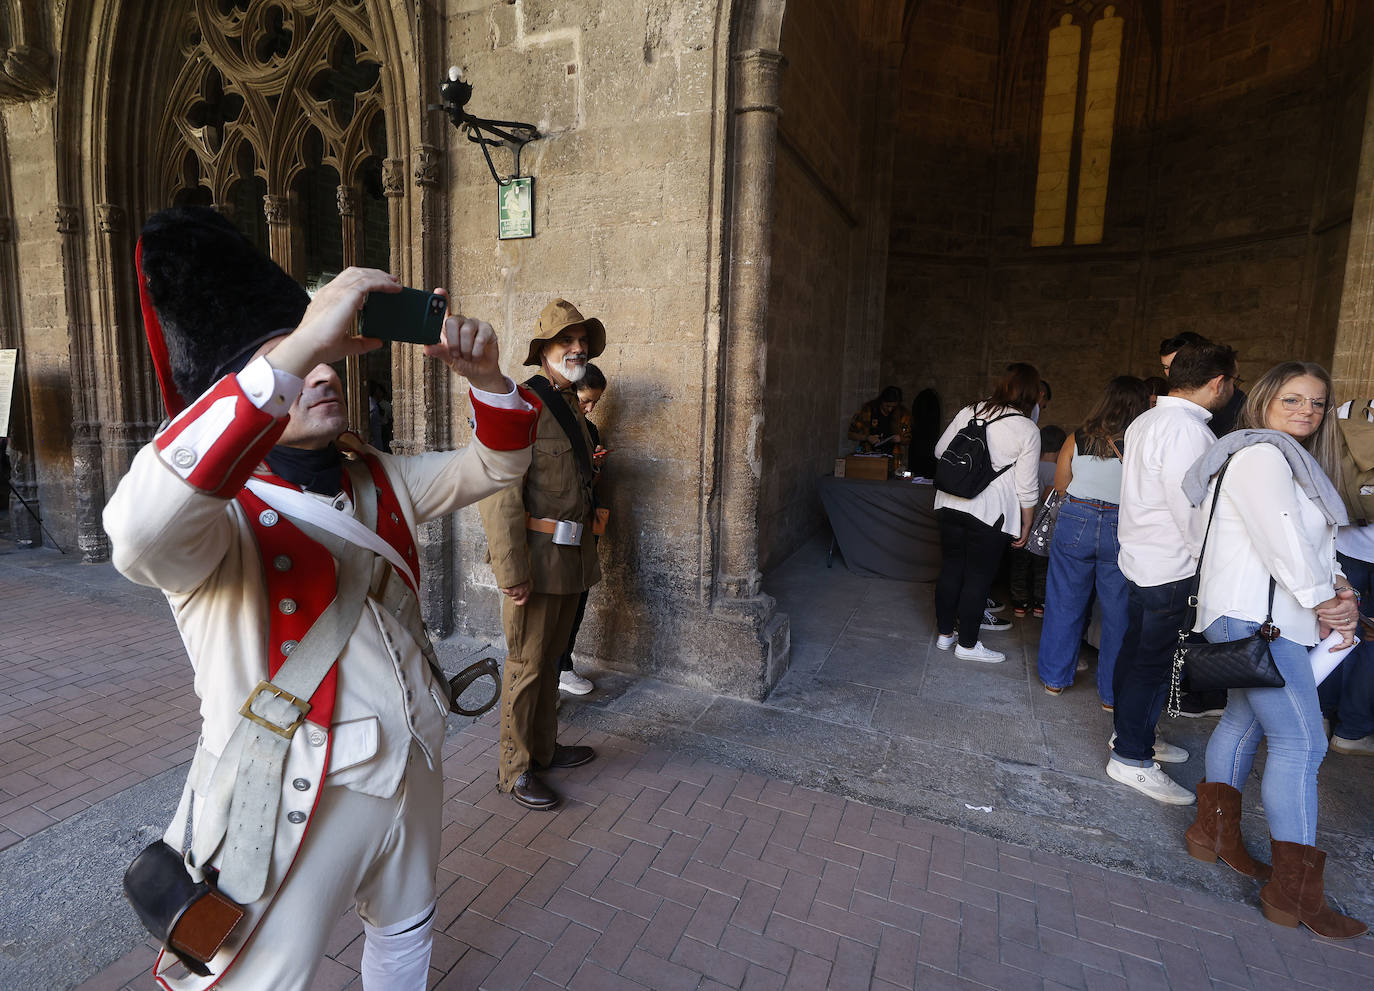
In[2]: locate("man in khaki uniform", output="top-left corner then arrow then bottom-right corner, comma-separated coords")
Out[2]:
479,298 -> 606,809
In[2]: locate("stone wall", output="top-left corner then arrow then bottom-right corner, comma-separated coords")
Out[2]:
882,0 -> 1374,430
755,1 -> 867,573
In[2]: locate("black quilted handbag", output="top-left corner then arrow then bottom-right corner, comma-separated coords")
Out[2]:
1167,458 -> 1285,716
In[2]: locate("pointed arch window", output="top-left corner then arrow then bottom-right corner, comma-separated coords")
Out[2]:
1032,5 -> 1123,246
150,0 -> 394,445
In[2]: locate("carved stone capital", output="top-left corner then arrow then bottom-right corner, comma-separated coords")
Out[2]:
55,205 -> 80,236
336,185 -> 359,217
0,216 -> 13,243
263,194 -> 290,225
382,159 -> 405,197
414,146 -> 441,188
732,48 -> 787,115
96,204 -> 125,234
212,202 -> 234,217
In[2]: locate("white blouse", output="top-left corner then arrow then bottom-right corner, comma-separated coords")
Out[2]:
933,404 -> 1042,538
1192,444 -> 1340,646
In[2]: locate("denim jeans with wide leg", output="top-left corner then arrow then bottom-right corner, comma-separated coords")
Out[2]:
1111,577 -> 1191,765
1202,615 -> 1327,844
1037,498 -> 1126,702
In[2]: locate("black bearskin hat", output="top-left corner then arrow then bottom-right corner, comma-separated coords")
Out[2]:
136,207 -> 309,416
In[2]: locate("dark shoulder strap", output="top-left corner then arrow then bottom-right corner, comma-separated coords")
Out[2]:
522,374 -> 594,487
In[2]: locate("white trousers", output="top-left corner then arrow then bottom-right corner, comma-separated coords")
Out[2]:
216,747 -> 442,990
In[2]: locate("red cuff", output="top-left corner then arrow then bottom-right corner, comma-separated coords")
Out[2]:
155,374 -> 287,497
471,385 -> 541,451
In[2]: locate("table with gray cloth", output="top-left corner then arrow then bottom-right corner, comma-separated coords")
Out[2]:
817,475 -> 941,581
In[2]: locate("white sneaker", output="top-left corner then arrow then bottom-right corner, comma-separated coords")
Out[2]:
985,598 -> 1006,614
955,641 -> 1005,663
980,610 -> 1012,632
559,670 -> 594,695
1109,732 -> 1188,764
1331,734 -> 1374,756
936,633 -> 957,650
1106,758 -> 1195,805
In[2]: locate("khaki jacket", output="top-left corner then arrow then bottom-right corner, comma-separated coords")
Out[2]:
480,373 -> 602,595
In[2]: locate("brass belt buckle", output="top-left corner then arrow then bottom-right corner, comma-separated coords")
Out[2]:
238,681 -> 311,738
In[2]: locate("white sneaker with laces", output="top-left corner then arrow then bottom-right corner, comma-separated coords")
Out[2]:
1106,758 -> 1195,805
980,610 -> 1012,632
955,641 -> 1005,663
559,669 -> 594,695
1109,732 -> 1188,764
936,633 -> 957,650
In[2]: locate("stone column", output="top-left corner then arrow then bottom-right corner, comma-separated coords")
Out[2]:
56,204 -> 110,561
1333,67 -> 1374,400
716,47 -> 786,601
336,184 -> 366,438
263,193 -> 295,278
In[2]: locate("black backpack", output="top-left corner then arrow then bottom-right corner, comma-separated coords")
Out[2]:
934,408 -> 1024,498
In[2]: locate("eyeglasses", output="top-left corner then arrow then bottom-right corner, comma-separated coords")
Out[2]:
1278,395 -> 1327,413
1225,374 -> 1245,386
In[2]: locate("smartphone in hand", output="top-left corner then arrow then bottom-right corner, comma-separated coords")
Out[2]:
360,287 -> 447,345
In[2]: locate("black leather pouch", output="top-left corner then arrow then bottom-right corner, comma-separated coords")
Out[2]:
124,840 -> 245,976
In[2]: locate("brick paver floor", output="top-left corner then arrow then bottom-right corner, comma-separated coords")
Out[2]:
4,554 -> 1374,990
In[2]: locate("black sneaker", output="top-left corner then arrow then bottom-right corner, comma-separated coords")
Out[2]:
980,609 -> 1012,632
1176,690 -> 1226,718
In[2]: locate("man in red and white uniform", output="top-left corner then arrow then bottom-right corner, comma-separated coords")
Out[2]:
104,207 -> 539,990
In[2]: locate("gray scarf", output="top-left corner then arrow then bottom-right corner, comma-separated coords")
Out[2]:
1182,428 -> 1348,526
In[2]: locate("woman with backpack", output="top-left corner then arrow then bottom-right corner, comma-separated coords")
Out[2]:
1036,375 -> 1152,704
932,363 -> 1043,663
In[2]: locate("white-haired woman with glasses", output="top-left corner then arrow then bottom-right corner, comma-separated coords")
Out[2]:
1180,361 -> 1363,938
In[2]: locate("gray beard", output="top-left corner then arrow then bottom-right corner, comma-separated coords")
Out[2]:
561,358 -> 587,384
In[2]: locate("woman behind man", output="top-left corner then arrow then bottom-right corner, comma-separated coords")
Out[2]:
933,363 -> 1042,664
1183,361 -> 1364,938
1038,376 -> 1152,705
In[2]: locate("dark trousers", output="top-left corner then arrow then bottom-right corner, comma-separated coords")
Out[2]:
1008,546 -> 1048,606
1111,577 -> 1191,764
935,508 -> 1011,648
557,589 -> 591,672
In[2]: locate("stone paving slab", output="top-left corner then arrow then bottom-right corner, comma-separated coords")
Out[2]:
2,544 -> 1373,989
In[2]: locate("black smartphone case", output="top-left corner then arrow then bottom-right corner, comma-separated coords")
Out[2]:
360,287 -> 446,345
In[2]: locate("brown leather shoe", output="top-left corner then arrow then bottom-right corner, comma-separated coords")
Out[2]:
1259,838 -> 1367,939
540,744 -> 596,769
1184,781 -> 1270,881
509,771 -> 560,811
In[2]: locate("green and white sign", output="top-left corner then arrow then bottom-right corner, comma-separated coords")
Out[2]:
498,177 -> 534,239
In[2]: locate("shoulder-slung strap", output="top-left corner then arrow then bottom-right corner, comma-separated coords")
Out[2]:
1186,456 -> 1275,632
523,374 -> 594,487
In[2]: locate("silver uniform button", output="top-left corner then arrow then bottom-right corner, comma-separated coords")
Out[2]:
292,778 -> 311,791
308,730 -> 326,747
286,811 -> 307,824
259,510 -> 279,527
279,598 -> 298,615
171,447 -> 196,469
274,555 -> 292,571
390,512 -> 399,523
281,639 -> 298,655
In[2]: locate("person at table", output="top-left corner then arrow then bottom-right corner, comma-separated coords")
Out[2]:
848,386 -> 911,469
1036,376 -> 1151,706
932,363 -> 1042,664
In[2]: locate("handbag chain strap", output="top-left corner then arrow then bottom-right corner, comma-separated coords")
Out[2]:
1167,456 -> 1277,717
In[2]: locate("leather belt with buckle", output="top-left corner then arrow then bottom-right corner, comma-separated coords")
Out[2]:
526,510 -> 608,545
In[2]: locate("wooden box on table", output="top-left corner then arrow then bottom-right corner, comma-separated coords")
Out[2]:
840,455 -> 890,481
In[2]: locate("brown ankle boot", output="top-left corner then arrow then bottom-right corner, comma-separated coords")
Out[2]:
1184,781 -> 1271,880
1259,839 -> 1367,939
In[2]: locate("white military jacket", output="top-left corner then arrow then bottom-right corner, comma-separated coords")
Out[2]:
103,358 -> 538,989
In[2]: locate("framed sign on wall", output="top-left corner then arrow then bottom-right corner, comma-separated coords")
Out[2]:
498,177 -> 535,239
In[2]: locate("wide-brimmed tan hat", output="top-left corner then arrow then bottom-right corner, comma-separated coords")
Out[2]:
523,297 -> 606,366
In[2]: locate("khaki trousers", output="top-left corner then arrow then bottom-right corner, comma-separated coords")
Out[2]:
498,590 -> 581,790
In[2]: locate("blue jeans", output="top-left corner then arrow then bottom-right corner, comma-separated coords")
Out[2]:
1111,577 -> 1192,765
1037,499 -> 1125,703
1202,615 -> 1326,845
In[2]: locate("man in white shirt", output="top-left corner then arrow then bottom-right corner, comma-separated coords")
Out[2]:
1108,342 -> 1238,804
